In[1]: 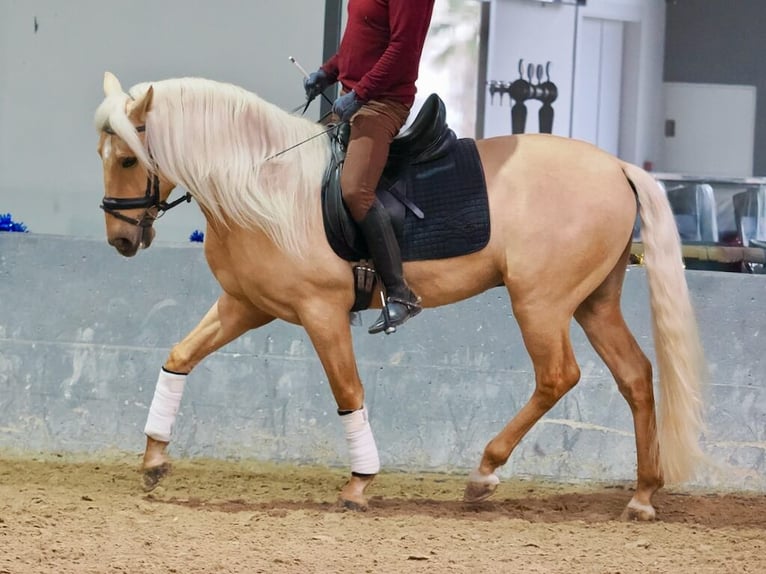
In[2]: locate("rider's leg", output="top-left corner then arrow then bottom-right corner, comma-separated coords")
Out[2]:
341,99 -> 421,334
358,200 -> 421,334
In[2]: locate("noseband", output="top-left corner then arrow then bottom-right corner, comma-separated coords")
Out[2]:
100,125 -> 191,227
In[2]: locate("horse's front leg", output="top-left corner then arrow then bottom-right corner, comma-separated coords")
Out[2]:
142,293 -> 274,490
300,305 -> 376,510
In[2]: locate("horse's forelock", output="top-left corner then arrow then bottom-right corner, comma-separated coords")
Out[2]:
94,91 -> 152,169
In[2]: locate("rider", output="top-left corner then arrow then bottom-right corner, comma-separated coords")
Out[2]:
304,0 -> 436,335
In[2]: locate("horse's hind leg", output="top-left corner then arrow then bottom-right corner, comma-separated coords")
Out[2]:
574,246 -> 661,521
141,293 -> 274,490
465,305 -> 581,502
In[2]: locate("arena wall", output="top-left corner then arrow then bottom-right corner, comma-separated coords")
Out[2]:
1,234 -> 763,491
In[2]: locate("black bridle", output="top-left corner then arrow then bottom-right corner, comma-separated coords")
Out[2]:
100,125 -> 191,227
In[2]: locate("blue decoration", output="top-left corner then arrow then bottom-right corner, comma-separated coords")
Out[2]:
189,229 -> 204,242
0,213 -> 28,233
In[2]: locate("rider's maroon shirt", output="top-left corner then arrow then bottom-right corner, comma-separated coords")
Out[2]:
321,0 -> 435,106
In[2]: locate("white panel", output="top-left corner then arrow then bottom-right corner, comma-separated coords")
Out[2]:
661,82 -> 756,177
574,0 -> 665,166
572,17 -> 624,156
571,18 -> 602,145
596,20 -> 624,155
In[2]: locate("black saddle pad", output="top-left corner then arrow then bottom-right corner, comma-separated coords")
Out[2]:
398,138 -> 489,261
324,138 -> 490,262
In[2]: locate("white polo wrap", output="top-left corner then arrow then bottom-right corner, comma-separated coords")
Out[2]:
144,368 -> 187,442
340,406 -> 380,475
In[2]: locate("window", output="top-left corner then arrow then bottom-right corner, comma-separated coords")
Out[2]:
414,0 -> 483,138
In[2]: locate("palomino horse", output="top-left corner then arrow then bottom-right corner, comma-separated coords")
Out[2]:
94,72 -> 706,520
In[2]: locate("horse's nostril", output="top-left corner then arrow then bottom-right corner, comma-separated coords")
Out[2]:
111,237 -> 128,250
109,236 -> 137,256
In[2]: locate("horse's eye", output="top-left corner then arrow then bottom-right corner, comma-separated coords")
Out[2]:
121,157 -> 138,169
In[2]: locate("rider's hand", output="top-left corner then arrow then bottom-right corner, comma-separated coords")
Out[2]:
304,69 -> 331,101
332,90 -> 364,122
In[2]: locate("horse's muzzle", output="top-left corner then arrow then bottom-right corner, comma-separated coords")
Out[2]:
108,225 -> 155,257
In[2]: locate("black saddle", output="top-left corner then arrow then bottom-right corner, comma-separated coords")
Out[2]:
322,94 -> 457,261
320,94 -> 490,310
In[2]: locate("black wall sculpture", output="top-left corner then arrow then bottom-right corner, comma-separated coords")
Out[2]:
488,59 -> 558,134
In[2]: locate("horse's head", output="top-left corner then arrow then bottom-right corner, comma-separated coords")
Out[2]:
95,72 -> 179,257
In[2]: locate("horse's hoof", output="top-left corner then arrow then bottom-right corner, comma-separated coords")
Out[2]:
338,496 -> 368,512
141,462 -> 171,492
620,499 -> 656,522
337,475 -> 373,511
463,470 -> 500,503
463,481 -> 498,503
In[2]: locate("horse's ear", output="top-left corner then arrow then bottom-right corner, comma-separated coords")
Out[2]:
103,71 -> 123,96
128,85 -> 154,124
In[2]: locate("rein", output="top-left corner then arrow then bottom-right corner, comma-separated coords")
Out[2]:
264,122 -> 337,161
264,103 -> 336,161
100,125 -> 191,227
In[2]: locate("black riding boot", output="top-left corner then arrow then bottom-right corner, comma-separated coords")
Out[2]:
358,201 -> 422,335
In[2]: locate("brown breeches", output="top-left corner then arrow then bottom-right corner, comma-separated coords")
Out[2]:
340,99 -> 410,222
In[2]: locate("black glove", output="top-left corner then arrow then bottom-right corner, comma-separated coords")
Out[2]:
332,90 -> 364,122
304,69 -> 331,101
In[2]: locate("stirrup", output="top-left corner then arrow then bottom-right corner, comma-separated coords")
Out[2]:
368,294 -> 422,335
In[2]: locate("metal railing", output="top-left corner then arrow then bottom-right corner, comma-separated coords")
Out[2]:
633,173 -> 766,273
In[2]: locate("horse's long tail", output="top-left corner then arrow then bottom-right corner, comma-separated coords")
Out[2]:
622,161 -> 707,484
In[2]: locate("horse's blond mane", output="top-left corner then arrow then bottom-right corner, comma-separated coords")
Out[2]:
94,77 -> 330,258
